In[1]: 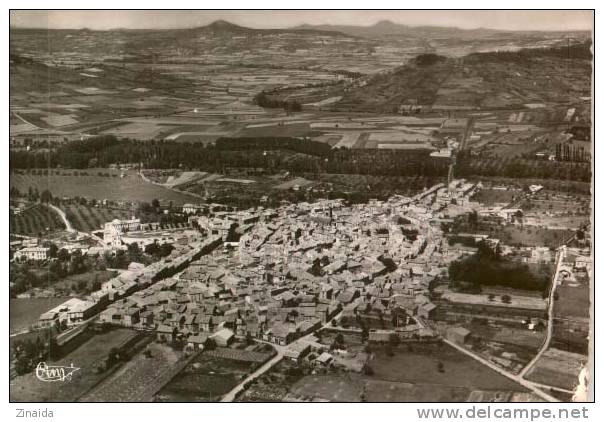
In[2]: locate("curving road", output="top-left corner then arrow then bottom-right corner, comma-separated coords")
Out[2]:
48,203 -> 75,232
519,246 -> 565,379
443,338 -> 559,402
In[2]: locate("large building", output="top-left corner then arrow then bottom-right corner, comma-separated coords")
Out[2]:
103,218 -> 141,246
13,246 -> 49,261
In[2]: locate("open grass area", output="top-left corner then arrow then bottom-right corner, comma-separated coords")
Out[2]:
525,348 -> 586,391
10,204 -> 65,236
554,275 -> 590,320
10,170 -> 196,205
366,342 -> 525,392
287,373 -> 364,402
10,329 -> 144,402
471,188 -> 520,206
10,297 -> 69,334
242,341 -> 527,402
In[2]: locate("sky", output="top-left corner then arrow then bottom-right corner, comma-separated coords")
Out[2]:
9,10 -> 593,32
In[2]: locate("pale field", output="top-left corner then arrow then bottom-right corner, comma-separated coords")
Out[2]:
438,288 -> 548,311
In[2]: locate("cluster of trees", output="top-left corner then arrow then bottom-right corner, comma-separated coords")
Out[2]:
465,40 -> 592,64
414,53 -> 447,66
215,136 -> 331,156
12,335 -> 57,375
253,91 -> 302,112
448,241 -> 552,292
10,247 -> 106,297
144,241 -> 174,259
447,235 -> 477,247
400,227 -> 419,241
456,152 -> 591,183
10,186 -> 59,206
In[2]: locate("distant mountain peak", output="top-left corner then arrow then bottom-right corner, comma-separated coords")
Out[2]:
206,20 -> 240,29
373,20 -> 398,27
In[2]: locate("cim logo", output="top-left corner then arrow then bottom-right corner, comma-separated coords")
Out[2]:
35,362 -> 80,382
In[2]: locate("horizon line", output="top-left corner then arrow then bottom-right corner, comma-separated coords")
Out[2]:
9,18 -> 592,33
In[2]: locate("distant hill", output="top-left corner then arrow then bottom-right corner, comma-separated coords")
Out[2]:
181,19 -> 347,37
331,43 -> 592,113
9,20 -> 353,59
294,20 -> 589,39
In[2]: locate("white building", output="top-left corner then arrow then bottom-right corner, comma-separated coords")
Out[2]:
14,247 -> 49,261
103,218 -> 141,246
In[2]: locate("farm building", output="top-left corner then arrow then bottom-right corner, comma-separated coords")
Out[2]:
187,334 -> 209,350
284,341 -> 311,362
211,328 -> 235,347
446,326 -> 471,344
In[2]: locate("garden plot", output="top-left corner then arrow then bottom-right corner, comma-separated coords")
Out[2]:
41,114 -> 79,127
368,131 -> 439,143
82,342 -> 185,402
438,289 -> 547,311
525,348 -> 586,391
331,132 -> 362,149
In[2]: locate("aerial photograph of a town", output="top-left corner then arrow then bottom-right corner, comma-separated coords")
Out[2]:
8,9 -> 593,405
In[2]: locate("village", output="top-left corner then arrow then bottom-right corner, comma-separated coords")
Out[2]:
8,174 -> 591,402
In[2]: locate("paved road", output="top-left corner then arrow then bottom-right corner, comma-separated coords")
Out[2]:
519,246 -> 565,378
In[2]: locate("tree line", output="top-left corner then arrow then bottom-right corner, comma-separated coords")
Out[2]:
10,134 -> 591,182
448,241 -> 552,292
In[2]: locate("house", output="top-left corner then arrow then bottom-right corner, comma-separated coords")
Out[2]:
38,310 -> 60,329
315,351 -> 333,366
187,334 -> 209,350
446,326 -> 470,344
284,341 -> 310,362
100,307 -> 124,325
417,302 -> 437,320
211,328 -> 234,347
123,307 -> 140,327
268,322 -> 296,345
67,300 -> 98,325
199,315 -> 214,332
157,324 -> 176,343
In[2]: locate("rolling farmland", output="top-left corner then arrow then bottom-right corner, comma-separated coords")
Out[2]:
63,204 -> 132,232
9,204 -> 65,236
